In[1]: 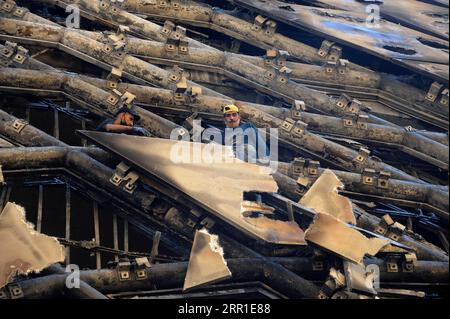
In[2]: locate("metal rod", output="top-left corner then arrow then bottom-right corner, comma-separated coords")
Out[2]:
65,183 -> 71,265
93,201 -> 101,269
113,213 -> 119,262
150,231 -> 161,263
37,184 -> 43,233
124,220 -> 129,254
53,107 -> 59,140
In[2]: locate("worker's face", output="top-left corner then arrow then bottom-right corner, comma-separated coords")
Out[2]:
119,113 -> 135,127
224,112 -> 241,128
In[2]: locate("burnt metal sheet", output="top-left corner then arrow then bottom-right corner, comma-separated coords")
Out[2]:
305,213 -> 390,264
304,0 -> 449,40
183,229 -> 232,291
299,169 -> 356,225
232,0 -> 449,82
0,202 -> 65,289
78,131 -> 306,245
343,261 -> 378,295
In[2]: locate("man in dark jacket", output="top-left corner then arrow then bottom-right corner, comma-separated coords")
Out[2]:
96,107 -> 151,136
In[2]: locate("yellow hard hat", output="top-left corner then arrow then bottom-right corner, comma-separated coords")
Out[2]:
223,104 -> 239,114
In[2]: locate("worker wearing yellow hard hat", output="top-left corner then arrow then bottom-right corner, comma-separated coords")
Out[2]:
223,103 -> 269,162
223,104 -> 242,129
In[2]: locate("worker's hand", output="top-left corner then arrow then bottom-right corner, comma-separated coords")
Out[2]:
132,126 -> 151,137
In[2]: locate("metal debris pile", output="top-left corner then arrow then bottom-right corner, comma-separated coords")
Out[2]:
0,0 -> 448,299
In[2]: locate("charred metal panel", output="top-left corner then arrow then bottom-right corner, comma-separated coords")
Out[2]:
299,169 -> 356,225
0,202 -> 65,288
78,131 -> 306,245
183,229 -> 232,291
231,0 -> 449,82
304,0 -> 449,40
305,213 -> 390,264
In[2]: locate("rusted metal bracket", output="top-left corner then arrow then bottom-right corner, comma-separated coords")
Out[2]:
335,94 -> 364,115
264,65 -> 293,84
342,114 -> 369,129
251,15 -> 277,36
106,67 -> 123,90
10,118 -> 27,134
264,48 -> 289,67
0,0 -> 28,19
122,171 -> 140,194
424,82 -> 449,110
289,158 -> 321,181
325,59 -> 349,75
280,118 -> 308,138
359,168 -> 392,189
384,251 -> 418,274
439,88 -> 449,108
160,20 -> 187,41
106,89 -> 121,112
7,283 -> 23,299
101,26 -> 130,67
362,168 -> 377,186
426,82 -> 444,103
318,40 -> 343,62
403,253 -> 418,273
378,171 -> 392,189
117,259 -> 132,281
110,161 -> 140,194
291,100 -> 306,120
375,215 -> 407,242
173,75 -> 189,104
135,257 -> 151,280
145,0 -> 188,10
0,41 -> 29,66
353,147 -> 371,165
105,89 -> 136,113
110,161 -> 131,186
164,25 -> 189,55
168,65 -> 185,83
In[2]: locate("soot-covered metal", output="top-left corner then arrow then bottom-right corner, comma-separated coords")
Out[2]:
0,0 -> 448,300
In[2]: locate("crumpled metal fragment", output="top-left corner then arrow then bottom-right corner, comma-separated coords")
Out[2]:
344,261 -> 378,295
305,213 -> 390,264
0,202 -> 65,289
183,229 -> 232,291
300,169 -> 356,225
